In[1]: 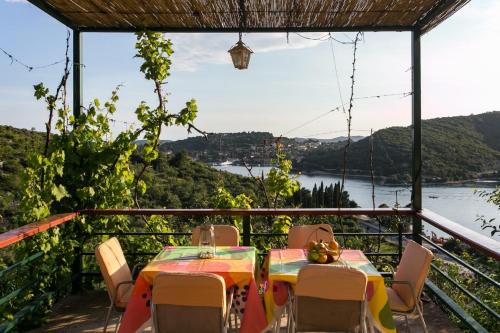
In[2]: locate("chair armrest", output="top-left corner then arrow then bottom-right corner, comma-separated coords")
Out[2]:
132,263 -> 146,280
115,280 -> 134,298
391,280 -> 419,307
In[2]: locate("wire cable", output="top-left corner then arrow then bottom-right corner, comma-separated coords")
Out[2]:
1,47 -> 66,71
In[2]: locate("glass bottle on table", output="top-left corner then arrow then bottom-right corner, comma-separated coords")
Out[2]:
198,223 -> 216,259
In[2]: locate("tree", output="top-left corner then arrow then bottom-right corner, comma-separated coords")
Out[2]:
476,187 -> 499,236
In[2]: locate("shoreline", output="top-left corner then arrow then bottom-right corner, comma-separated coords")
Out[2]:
213,163 -> 499,187
293,169 -> 500,187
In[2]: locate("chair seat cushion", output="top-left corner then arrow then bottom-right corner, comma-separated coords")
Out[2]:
115,283 -> 133,310
386,287 -> 412,313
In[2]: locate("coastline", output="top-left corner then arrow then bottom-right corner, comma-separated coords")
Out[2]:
212,162 -> 499,187
293,169 -> 499,187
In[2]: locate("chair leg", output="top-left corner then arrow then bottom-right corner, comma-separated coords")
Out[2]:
113,313 -> 122,333
416,302 -> 429,333
285,305 -> 291,333
404,314 -> 411,333
103,302 -> 113,333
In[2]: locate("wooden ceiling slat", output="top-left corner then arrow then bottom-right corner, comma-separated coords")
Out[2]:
29,0 -> 471,33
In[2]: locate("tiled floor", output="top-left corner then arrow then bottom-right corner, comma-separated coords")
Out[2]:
29,290 -> 463,333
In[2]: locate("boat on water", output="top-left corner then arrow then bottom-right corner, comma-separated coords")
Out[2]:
218,160 -> 233,166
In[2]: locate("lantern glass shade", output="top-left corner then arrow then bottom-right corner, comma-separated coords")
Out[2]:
228,41 -> 253,70
198,223 -> 216,259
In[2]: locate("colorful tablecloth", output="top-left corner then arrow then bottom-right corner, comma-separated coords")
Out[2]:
264,249 -> 396,333
118,246 -> 267,333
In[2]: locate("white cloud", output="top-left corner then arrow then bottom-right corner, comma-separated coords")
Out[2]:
4,0 -> 28,3
169,32 -> 335,72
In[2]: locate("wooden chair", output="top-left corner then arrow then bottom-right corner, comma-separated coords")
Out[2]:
192,225 -> 240,246
288,224 -> 334,249
95,237 -> 133,333
152,272 -> 233,333
386,240 -> 434,333
291,265 -> 369,332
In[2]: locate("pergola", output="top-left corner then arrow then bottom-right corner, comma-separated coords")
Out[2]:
27,0 -> 471,243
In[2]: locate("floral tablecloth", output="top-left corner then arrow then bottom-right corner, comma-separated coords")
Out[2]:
118,246 -> 267,333
264,249 -> 396,333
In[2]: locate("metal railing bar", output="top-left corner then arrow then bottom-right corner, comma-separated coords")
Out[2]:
0,291 -> 55,333
91,232 -> 192,236
0,213 -> 78,249
0,282 -> 35,308
422,236 -> 500,288
87,232 -> 412,237
82,208 -> 414,216
425,280 -> 488,333
430,263 -> 500,320
0,252 -> 43,278
363,253 -> 399,257
0,267 -> 58,308
417,209 -> 500,260
81,252 -> 159,256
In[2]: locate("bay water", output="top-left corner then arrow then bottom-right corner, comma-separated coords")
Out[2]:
214,165 -> 499,240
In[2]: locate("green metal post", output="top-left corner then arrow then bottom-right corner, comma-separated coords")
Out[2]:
71,30 -> 83,293
243,216 -> 251,246
411,29 -> 422,243
398,223 -> 403,260
72,30 -> 82,119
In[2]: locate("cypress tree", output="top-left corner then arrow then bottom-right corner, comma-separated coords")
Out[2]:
312,184 -> 318,208
318,181 -> 324,207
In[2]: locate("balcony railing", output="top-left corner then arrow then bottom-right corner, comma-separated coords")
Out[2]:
0,208 -> 498,332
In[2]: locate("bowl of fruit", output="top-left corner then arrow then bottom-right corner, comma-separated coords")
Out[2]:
306,240 -> 341,264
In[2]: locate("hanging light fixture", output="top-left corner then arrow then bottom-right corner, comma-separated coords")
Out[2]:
228,32 -> 253,70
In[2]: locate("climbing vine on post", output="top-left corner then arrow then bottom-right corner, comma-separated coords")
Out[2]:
132,31 -> 205,243
337,32 -> 363,235
10,31 -> 203,326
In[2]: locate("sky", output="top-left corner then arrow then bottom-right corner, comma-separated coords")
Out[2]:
0,0 -> 499,140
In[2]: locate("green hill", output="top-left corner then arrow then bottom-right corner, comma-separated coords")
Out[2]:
160,132 -> 279,164
296,112 -> 500,182
0,126 -> 44,223
0,126 -> 260,230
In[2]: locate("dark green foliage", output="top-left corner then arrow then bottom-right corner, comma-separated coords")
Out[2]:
138,151 -> 261,208
0,126 -> 44,230
290,181 -> 356,208
297,112 -> 500,182
0,125 -> 261,227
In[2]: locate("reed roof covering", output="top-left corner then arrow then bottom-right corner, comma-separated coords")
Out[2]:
29,0 -> 469,33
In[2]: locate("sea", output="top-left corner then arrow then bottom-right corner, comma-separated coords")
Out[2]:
213,165 -> 499,240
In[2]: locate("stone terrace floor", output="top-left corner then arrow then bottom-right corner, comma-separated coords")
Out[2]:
29,290 -> 463,333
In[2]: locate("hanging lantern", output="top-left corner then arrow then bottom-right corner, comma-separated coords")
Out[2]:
198,223 -> 216,259
228,32 -> 253,70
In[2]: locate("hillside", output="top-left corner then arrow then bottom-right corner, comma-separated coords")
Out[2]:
0,126 -> 45,223
160,132 -> 280,164
0,125 -> 356,230
160,132 -> 343,164
0,126 -> 261,230
296,112 -> 500,182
